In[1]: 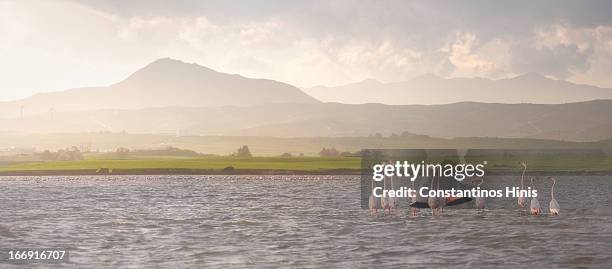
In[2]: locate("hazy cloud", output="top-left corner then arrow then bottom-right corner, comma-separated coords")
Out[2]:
510,43 -> 592,79
1,0 -> 612,101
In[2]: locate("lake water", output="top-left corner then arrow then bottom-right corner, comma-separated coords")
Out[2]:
0,175 -> 611,268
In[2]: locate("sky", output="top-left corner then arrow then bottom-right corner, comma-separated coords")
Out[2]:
1,0 -> 611,101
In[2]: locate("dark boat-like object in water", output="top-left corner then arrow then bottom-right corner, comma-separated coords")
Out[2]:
409,197 -> 473,208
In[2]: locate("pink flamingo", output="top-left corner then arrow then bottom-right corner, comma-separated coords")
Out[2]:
530,177 -> 541,215
474,177 -> 486,211
388,175 -> 399,215
381,175 -> 391,214
518,161 -> 527,210
548,177 -> 560,215
368,177 -> 380,215
428,176 -> 440,216
410,178 -> 420,216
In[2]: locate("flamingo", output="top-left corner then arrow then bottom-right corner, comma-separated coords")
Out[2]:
518,161 -> 527,210
548,177 -> 560,215
410,177 -> 420,216
388,175 -> 399,215
437,175 -> 446,213
428,176 -> 440,216
368,177 -> 380,215
530,177 -> 541,215
474,177 -> 486,211
381,175 -> 391,214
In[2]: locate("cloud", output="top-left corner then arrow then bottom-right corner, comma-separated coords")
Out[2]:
441,32 -> 512,78
509,43 -> 591,79
294,38 -> 424,85
508,24 -> 611,81
1,0 -> 612,101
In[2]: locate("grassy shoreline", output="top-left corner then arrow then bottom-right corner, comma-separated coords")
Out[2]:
0,168 -> 362,176
1,155 -> 612,176
0,156 -> 362,176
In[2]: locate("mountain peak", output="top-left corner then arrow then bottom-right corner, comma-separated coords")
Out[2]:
150,57 -> 184,65
140,58 -> 214,73
71,57 -> 319,109
118,58 -> 217,87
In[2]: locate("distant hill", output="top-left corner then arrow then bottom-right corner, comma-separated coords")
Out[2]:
0,58 -> 319,118
1,132 -> 610,156
304,73 -> 612,105
3,100 -> 612,142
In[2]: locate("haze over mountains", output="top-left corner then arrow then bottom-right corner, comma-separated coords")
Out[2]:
3,100 -> 612,142
304,74 -> 612,105
2,58 -> 612,142
0,58 -> 318,118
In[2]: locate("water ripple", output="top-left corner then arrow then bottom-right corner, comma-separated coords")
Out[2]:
0,175 -> 610,268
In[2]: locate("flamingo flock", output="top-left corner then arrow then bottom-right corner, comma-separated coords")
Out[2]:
368,161 -> 561,217
520,162 -> 560,216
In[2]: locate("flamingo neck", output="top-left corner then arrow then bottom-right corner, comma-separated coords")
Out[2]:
551,179 -> 555,200
382,176 -> 386,190
520,167 -> 526,188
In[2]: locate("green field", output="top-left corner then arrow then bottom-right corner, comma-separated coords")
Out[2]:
0,156 -> 362,174
2,152 -> 612,175
1,133 -> 612,175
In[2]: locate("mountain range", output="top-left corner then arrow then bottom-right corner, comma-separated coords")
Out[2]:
304,74 -> 612,105
2,58 -> 612,142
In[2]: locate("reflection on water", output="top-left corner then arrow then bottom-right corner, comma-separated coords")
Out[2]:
0,175 -> 611,268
